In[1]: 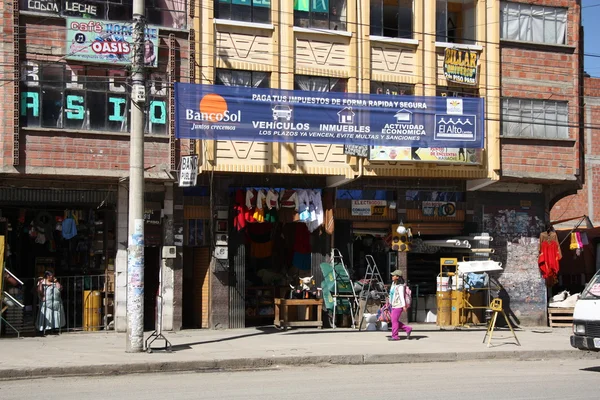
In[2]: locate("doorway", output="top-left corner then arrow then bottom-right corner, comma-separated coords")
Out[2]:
144,247 -> 160,330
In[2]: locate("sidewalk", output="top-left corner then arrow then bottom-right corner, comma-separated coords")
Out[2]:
0,325 -> 597,380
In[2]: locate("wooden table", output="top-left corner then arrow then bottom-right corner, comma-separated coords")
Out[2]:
274,298 -> 323,329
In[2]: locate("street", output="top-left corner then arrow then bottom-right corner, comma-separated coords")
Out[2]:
1,359 -> 597,399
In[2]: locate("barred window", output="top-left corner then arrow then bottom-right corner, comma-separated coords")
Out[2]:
502,98 -> 569,139
500,2 -> 567,45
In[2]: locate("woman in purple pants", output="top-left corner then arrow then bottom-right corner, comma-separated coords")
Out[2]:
388,270 -> 412,341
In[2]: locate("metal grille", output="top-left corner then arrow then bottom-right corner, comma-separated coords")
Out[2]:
586,321 -> 600,337
13,1 -> 20,166
229,239 -> 245,329
0,188 -> 116,205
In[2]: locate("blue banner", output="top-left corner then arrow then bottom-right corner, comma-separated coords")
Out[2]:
174,83 -> 485,148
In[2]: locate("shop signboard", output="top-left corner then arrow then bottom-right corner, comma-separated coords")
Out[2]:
443,47 -> 479,86
65,18 -> 160,67
178,155 -> 198,187
351,200 -> 388,217
174,83 -> 485,148
370,146 -> 482,164
422,201 -> 456,218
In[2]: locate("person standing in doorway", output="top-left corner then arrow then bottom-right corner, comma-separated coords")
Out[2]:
36,271 -> 66,335
388,270 -> 412,341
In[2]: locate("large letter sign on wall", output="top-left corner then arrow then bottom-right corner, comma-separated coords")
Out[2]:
174,83 -> 485,148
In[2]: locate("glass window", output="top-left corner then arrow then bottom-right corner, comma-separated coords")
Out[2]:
501,98 -> 569,139
215,0 -> 271,24
500,2 -> 567,45
19,61 -> 169,135
371,82 -> 414,96
215,69 -> 271,88
20,0 -> 187,29
294,0 -> 347,31
436,0 -> 476,44
370,0 -> 413,39
294,75 -> 347,92
436,86 -> 479,98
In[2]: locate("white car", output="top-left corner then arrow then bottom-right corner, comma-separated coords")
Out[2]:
272,104 -> 292,121
571,269 -> 600,351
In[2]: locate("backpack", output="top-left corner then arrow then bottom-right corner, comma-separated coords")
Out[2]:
404,285 -> 412,308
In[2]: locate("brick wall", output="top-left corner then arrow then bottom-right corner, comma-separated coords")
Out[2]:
0,1 -> 15,168
11,15 -> 190,178
500,0 -> 582,181
551,77 -> 600,225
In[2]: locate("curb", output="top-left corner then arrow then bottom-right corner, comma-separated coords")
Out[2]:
1,350 -> 598,381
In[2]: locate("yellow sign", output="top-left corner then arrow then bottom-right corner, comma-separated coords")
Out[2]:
370,146 -> 482,164
351,200 -> 388,217
443,48 -> 479,85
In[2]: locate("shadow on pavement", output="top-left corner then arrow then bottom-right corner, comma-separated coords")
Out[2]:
581,366 -> 600,373
170,327 -> 278,351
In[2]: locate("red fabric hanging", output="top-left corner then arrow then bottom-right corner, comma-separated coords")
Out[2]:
538,239 -> 561,284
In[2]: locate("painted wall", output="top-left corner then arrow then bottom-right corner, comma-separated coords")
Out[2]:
473,192 -> 547,326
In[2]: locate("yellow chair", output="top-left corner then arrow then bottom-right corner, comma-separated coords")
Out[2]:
483,298 -> 521,348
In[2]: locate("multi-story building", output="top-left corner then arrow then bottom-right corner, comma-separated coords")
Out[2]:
0,0 -> 584,334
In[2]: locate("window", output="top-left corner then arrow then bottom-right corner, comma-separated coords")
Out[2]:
370,0 -> 413,39
436,86 -> 479,97
371,82 -> 414,96
215,0 -> 271,24
502,98 -> 569,139
294,75 -> 347,92
215,69 -> 271,88
20,61 -> 168,135
294,0 -> 347,31
436,0 -> 476,44
20,0 -> 187,29
500,2 -> 567,45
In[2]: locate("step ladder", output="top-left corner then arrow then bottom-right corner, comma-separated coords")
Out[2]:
321,248 -> 359,329
357,255 -> 388,331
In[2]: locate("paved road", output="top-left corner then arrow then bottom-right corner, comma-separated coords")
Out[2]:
1,360 -> 598,399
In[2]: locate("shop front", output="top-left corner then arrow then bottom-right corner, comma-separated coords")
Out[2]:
0,185 -> 117,336
227,183 -> 335,328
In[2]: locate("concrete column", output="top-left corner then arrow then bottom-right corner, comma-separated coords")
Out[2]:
161,183 -> 176,330
114,184 -> 129,332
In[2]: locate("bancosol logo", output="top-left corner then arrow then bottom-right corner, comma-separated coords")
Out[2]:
185,93 -> 241,122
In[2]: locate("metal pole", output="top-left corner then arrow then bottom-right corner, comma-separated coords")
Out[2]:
126,0 -> 146,353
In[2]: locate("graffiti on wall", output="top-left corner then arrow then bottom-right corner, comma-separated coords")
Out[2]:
483,209 -> 545,242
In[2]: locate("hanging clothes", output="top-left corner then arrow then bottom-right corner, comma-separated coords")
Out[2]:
539,229 -> 562,286
322,189 -> 335,235
266,189 -> 279,210
307,190 -> 324,233
233,189 -> 248,231
62,215 -> 78,240
252,189 -> 267,223
569,232 -> 580,250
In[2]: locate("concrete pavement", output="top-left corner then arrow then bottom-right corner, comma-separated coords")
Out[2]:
0,325 -> 598,380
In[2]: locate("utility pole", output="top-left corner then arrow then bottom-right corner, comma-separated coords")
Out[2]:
126,0 -> 146,353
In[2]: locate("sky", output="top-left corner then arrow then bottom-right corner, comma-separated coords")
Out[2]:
583,1 -> 600,76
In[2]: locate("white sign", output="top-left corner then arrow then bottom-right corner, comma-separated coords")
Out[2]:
351,200 -> 387,216
179,155 -> 198,187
